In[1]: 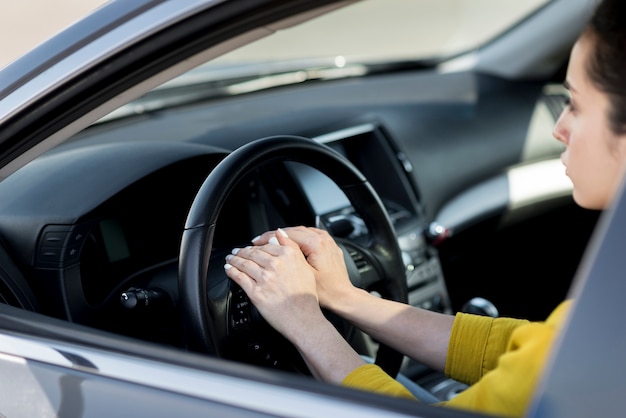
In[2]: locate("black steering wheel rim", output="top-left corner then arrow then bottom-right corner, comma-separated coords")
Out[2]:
178,135 -> 408,377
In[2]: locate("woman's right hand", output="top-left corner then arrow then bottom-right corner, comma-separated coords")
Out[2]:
251,226 -> 455,375
252,226 -> 359,311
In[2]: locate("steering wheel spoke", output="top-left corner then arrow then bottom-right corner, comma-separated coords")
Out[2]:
338,241 -> 384,291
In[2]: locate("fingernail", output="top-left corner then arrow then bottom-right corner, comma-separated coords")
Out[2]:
277,228 -> 288,237
225,254 -> 232,262
224,263 -> 232,270
268,237 -> 279,245
251,235 -> 261,242
231,248 -> 240,255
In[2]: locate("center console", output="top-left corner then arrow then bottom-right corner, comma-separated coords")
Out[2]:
287,122 -> 466,400
299,122 -> 453,315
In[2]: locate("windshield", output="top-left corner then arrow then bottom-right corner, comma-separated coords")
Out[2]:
212,0 -> 550,66
101,0 -> 551,122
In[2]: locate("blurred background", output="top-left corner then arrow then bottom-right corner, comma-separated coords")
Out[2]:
0,0 -> 108,69
0,0 -> 545,70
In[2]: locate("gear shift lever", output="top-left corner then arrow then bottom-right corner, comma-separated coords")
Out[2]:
461,297 -> 499,317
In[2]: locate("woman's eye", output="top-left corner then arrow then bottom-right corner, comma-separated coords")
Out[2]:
563,96 -> 575,112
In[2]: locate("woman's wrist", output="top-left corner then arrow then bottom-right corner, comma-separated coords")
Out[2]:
324,286 -> 372,319
290,314 -> 367,383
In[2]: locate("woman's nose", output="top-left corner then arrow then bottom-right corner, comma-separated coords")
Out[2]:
552,112 -> 569,146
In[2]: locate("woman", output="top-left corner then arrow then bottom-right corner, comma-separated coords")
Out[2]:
223,0 -> 626,416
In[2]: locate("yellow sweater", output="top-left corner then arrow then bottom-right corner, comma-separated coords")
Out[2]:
342,300 -> 572,417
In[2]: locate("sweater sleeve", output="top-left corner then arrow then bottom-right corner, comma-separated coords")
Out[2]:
445,313 -> 529,385
342,301 -> 572,418
441,301 -> 572,417
342,364 -> 417,400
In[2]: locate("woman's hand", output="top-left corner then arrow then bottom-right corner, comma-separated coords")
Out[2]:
251,226 -> 359,311
249,226 -> 454,373
224,228 -> 368,383
224,228 -> 326,339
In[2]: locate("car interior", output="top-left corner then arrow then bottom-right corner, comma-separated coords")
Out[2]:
0,0 -> 601,405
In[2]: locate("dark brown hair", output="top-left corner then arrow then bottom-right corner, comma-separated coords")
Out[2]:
584,0 -> 626,135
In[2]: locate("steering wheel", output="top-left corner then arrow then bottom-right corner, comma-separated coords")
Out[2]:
179,135 -> 408,377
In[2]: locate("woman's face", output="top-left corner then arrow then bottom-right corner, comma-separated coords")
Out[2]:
553,33 -> 626,210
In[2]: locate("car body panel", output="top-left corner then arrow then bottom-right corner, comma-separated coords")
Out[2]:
0,304 -> 479,418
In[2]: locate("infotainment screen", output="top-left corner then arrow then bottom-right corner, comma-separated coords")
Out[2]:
287,123 -> 424,233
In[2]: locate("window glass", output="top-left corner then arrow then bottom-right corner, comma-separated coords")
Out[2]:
213,0 -> 551,65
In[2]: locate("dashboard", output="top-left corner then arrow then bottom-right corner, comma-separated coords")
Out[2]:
0,118 -> 452,346
0,67 -> 597,362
